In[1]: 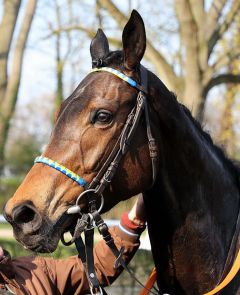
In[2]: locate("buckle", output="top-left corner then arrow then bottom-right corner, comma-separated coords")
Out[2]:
149,139 -> 158,158
90,286 -> 103,295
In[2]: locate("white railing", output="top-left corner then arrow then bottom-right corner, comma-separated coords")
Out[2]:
0,215 -> 151,250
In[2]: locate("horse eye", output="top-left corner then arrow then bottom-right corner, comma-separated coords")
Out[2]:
92,110 -> 113,124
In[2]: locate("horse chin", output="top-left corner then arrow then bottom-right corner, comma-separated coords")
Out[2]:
13,229 -> 60,253
13,214 -> 77,253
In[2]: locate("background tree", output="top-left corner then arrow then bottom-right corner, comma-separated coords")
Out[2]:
97,0 -> 240,120
1,0 -> 240,175
218,14 -> 240,157
46,0 -> 240,122
0,0 -> 37,173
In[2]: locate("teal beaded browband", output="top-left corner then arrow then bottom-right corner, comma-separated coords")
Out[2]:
34,67 -> 144,187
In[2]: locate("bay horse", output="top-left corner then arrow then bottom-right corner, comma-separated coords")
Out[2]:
4,10 -> 240,294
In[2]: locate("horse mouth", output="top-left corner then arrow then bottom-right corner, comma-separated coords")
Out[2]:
13,212 -> 78,253
26,241 -> 56,253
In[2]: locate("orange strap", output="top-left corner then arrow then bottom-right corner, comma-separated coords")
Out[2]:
139,267 -> 157,295
140,249 -> 240,295
203,249 -> 240,295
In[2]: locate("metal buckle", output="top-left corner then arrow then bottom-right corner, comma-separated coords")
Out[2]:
90,286 -> 103,295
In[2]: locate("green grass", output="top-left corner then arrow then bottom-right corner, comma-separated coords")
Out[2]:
0,238 -> 78,258
0,222 -> 11,229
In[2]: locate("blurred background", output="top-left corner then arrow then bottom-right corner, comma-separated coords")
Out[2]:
0,0 -> 239,293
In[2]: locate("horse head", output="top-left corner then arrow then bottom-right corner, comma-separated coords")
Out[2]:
4,11 -> 155,252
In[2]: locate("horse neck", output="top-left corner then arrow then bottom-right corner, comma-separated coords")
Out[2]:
146,73 -> 240,293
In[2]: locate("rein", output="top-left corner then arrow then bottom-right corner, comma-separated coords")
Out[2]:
34,65 -> 159,295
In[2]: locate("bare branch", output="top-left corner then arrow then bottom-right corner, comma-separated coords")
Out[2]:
189,0 -> 206,31
206,0 -> 227,40
175,0 -> 204,114
205,73 -> 240,94
208,0 -> 240,57
188,0 -> 207,70
213,49 -> 240,73
96,0 -> 103,27
45,25 -> 122,48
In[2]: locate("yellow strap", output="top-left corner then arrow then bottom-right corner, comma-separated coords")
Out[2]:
203,249 -> 240,295
140,249 -> 240,295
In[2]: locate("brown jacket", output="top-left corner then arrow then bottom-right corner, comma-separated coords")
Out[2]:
0,222 -> 142,295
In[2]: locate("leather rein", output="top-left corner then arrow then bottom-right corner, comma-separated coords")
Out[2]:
34,65 -> 159,295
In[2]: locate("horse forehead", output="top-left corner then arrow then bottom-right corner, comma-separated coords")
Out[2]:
81,71 -> 133,99
57,72 -> 134,125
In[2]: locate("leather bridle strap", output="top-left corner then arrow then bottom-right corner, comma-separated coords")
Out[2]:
35,65 -> 159,295
87,65 -> 158,195
140,66 -> 158,186
89,91 -> 146,195
68,66 -> 159,295
87,205 -> 159,295
34,66 -> 158,196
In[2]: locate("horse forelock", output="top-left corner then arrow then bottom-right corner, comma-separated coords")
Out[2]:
99,50 -> 123,68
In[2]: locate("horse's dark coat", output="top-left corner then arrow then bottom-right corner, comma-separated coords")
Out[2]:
89,18 -> 240,295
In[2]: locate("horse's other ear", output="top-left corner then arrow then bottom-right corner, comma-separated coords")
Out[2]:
122,10 -> 146,70
90,29 -> 109,68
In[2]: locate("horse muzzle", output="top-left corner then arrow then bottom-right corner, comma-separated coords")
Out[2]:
4,201 -> 71,253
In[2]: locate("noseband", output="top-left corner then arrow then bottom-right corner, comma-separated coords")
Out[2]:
34,65 -> 159,295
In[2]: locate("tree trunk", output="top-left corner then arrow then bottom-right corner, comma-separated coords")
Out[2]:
0,0 -> 21,105
53,0 -> 65,117
55,39 -> 64,111
0,0 -> 37,173
219,86 -> 236,156
175,0 -> 207,117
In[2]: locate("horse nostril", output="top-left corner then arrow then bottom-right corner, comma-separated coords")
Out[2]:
13,205 -> 35,224
12,204 -> 42,233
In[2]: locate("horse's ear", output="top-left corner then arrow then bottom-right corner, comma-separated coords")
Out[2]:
90,29 -> 109,67
122,10 -> 146,70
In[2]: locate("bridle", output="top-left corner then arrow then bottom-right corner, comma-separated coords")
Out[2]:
34,65 -> 159,294
35,65 -> 158,204
33,64 -> 240,294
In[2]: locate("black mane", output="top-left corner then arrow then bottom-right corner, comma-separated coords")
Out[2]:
97,49 -> 240,182
180,102 -> 240,179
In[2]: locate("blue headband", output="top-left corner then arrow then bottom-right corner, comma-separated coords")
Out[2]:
90,67 -> 146,92
34,156 -> 87,187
